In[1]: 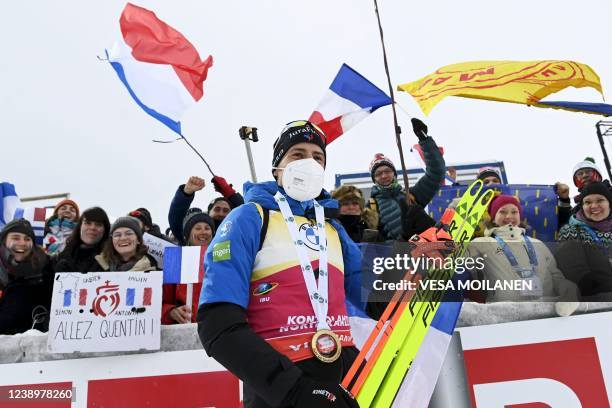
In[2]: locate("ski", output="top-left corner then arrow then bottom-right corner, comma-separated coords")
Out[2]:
343,180 -> 491,407
371,186 -> 494,408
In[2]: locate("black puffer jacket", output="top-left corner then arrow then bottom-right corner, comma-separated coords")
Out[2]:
0,246 -> 54,334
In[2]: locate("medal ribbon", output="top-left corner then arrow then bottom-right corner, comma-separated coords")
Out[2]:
494,235 -> 539,276
274,192 -> 330,331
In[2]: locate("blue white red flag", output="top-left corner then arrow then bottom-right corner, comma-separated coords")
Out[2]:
1,182 -> 46,245
1,182 -> 21,228
309,64 -> 392,144
391,301 -> 462,408
106,3 -> 213,135
163,246 -> 206,284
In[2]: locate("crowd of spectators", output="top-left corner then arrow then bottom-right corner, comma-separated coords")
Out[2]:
1,125 -> 611,336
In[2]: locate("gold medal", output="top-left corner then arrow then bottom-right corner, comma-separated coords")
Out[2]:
311,329 -> 342,363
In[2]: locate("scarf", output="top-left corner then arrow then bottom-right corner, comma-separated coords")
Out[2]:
576,210 -> 612,233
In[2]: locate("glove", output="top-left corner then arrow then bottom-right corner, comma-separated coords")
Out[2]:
399,199 -> 436,240
211,176 -> 236,198
411,118 -> 428,141
289,377 -> 360,408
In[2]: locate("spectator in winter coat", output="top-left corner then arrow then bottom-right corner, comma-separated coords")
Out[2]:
54,207 -> 110,273
43,199 -> 80,255
367,118 -> 445,241
0,219 -> 54,334
557,157 -> 610,228
168,175 -> 244,245
331,185 -> 378,243
556,182 -> 612,298
467,195 -> 578,307
95,217 -> 157,272
162,210 -> 216,324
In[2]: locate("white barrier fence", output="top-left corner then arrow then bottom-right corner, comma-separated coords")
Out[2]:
1,302 -> 611,407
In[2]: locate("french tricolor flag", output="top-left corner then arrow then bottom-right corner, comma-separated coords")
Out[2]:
163,246 -> 207,284
309,64 -> 392,144
1,182 -> 46,245
390,301 -> 462,408
106,3 -> 213,135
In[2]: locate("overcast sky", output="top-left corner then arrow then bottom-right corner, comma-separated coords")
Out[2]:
2,1 -> 611,228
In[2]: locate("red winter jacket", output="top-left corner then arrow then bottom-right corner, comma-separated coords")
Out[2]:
162,282 -> 202,324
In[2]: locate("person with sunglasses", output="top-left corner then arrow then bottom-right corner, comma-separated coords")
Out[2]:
94,217 -> 157,272
197,120 -> 360,408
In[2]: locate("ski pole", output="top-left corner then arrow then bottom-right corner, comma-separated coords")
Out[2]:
239,126 -> 259,183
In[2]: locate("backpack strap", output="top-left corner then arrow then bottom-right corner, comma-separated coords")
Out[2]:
252,203 -> 270,251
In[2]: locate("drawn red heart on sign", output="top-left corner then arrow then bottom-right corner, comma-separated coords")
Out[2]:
92,281 -> 121,317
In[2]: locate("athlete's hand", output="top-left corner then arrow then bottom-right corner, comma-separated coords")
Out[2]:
169,305 -> 192,324
184,176 -> 205,195
290,377 -> 359,408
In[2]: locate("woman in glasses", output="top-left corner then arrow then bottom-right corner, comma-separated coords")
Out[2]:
95,217 -> 157,272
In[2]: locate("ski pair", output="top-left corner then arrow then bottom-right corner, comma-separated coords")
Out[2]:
342,180 -> 494,408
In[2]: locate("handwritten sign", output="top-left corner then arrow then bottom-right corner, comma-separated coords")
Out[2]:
143,233 -> 177,268
47,271 -> 163,353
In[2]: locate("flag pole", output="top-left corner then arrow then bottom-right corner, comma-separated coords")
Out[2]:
180,134 -> 215,176
595,121 -> 612,180
372,0 -> 411,198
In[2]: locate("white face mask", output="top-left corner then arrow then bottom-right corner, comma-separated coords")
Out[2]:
277,158 -> 325,202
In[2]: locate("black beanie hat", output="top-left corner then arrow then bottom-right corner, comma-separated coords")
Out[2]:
1,218 -> 36,245
477,167 -> 502,182
182,210 -> 216,243
581,181 -> 612,204
272,120 -> 327,169
128,208 -> 153,229
110,216 -> 143,242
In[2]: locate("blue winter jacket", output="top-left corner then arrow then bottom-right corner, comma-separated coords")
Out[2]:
199,181 -> 362,309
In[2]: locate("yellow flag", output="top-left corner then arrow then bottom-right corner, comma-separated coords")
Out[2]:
398,60 -> 603,115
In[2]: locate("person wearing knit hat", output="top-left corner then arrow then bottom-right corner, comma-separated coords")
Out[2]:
197,119 -> 363,408
557,181 -> 612,299
487,195 -> 523,227
128,208 -> 153,231
271,120 -> 327,171
43,198 -> 80,255
54,199 -> 80,222
477,167 -> 502,185
467,195 -> 579,311
367,118 -> 446,241
128,207 -> 171,241
182,210 -> 215,246
557,157 -> 608,228
95,216 -> 157,272
1,218 -> 54,334
55,207 -> 110,273
572,157 -> 603,189
369,153 -> 396,184
162,210 -> 216,325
